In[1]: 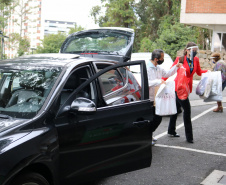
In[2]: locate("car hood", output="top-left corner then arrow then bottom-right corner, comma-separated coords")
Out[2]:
60,27 -> 135,62
0,117 -> 27,134
0,118 -> 33,154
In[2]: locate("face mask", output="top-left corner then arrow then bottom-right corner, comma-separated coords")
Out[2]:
193,51 -> 197,57
157,59 -> 164,65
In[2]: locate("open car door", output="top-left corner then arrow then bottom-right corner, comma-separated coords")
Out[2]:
55,60 -> 154,185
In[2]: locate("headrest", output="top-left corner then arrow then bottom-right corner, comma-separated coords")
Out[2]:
64,75 -> 81,90
19,73 -> 44,89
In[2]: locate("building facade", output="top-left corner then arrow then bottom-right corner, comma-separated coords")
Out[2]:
180,0 -> 226,52
4,0 -> 76,59
44,20 -> 76,35
5,0 -> 43,58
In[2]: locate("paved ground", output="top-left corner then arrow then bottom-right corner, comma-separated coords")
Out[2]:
86,80 -> 226,185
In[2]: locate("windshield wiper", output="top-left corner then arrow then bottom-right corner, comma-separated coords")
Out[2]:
0,114 -> 12,119
64,51 -> 81,54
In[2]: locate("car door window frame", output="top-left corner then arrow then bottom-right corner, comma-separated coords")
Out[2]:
57,60 -> 148,116
57,65 -> 96,112
95,64 -> 129,100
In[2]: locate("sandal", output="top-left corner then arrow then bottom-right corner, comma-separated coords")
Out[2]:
213,106 -> 223,112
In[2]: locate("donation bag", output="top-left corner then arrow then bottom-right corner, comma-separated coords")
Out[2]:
176,67 -> 190,100
197,72 -> 213,99
155,81 -> 177,116
204,71 -> 222,102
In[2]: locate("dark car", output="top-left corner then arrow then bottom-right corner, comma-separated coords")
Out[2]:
0,28 -> 153,185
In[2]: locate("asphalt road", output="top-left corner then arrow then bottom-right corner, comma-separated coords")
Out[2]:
88,81 -> 226,185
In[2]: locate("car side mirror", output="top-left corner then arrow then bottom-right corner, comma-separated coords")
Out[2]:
71,97 -> 96,114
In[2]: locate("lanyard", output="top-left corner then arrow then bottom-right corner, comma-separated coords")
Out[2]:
186,57 -> 193,73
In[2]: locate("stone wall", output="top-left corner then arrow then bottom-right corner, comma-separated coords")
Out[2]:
177,50 -> 226,80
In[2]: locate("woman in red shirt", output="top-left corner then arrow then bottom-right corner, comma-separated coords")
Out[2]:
168,42 -> 208,143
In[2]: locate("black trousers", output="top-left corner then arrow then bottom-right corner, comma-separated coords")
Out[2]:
168,92 -> 193,141
150,106 -> 162,133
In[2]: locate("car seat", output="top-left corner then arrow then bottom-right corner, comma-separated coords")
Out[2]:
60,74 -> 90,105
6,74 -> 44,108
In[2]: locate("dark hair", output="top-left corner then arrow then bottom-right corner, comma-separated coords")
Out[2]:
179,42 -> 197,63
151,49 -> 164,61
183,42 -> 197,56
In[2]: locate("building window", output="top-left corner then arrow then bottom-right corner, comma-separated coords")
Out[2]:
212,32 -> 226,52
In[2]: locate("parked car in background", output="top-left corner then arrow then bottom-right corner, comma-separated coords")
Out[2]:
0,27 -> 153,185
130,52 -> 175,85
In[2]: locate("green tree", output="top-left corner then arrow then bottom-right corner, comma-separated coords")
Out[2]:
0,0 -> 14,31
91,0 -> 138,51
68,24 -> 84,35
90,0 -> 210,55
13,0 -> 38,37
91,0 -> 137,28
36,32 -> 66,53
0,0 -> 15,58
7,32 -> 20,51
139,37 -> 152,52
135,0 -> 180,40
17,36 -> 30,56
196,27 -> 211,50
147,23 -> 197,60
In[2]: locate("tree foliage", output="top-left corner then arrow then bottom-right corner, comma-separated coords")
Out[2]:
90,0 -> 211,59
148,23 -> 197,60
0,0 -> 14,31
13,0 -> 38,37
36,33 -> 67,54
17,37 -> 30,56
68,24 -> 84,35
91,0 -> 137,29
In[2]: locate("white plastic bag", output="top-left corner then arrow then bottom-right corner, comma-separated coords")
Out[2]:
204,71 -> 222,102
196,77 -> 207,96
210,71 -> 221,96
196,72 -> 213,99
155,81 -> 177,116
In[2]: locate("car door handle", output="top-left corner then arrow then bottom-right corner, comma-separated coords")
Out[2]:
133,120 -> 150,127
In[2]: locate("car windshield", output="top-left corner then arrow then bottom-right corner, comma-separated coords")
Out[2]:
62,31 -> 131,55
0,67 -> 61,119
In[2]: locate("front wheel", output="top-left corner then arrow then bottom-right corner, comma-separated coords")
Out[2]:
10,172 -> 50,185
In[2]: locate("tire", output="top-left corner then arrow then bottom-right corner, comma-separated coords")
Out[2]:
10,172 -> 50,185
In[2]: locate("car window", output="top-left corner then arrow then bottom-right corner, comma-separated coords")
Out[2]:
99,69 -> 124,96
59,66 -> 96,106
0,68 -> 61,119
61,30 -> 132,56
96,64 -> 142,106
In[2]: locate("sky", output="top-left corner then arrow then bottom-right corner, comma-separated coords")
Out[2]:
42,0 -> 102,29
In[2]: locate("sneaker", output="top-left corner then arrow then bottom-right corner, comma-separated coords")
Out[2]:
152,137 -> 157,142
168,133 -> 180,137
152,141 -> 156,146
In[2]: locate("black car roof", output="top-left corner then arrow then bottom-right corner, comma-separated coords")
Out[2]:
0,53 -> 81,67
